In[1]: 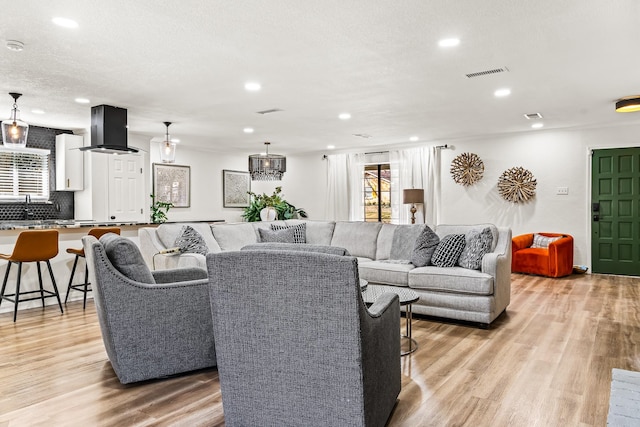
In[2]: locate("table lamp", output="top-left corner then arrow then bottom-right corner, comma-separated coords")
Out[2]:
403,189 -> 424,224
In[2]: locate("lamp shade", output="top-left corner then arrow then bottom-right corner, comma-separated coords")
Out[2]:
2,93 -> 28,148
159,122 -> 176,163
616,97 -> 640,113
403,189 -> 424,204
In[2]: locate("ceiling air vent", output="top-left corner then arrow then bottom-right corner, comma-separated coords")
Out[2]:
465,67 -> 509,79
256,108 -> 283,115
353,133 -> 372,139
524,113 -> 543,120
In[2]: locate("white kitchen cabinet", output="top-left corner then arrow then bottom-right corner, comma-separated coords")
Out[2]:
55,134 -> 84,191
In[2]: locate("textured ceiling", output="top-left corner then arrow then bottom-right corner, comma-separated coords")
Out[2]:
1,0 -> 639,155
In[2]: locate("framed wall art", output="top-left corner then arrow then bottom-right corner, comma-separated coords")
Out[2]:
223,170 -> 251,208
153,163 -> 191,208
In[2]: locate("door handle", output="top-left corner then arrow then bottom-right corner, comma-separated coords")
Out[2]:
110,215 -> 116,220
593,215 -> 599,222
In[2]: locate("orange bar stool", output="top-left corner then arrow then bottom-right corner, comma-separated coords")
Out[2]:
0,230 -> 63,322
65,227 -> 121,309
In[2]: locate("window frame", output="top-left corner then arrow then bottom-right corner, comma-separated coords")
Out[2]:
0,146 -> 51,202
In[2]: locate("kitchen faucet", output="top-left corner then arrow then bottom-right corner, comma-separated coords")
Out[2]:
23,194 -> 34,220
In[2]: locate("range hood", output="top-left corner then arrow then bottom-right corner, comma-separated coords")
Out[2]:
79,105 -> 139,154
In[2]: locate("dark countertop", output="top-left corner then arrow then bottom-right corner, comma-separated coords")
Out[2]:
0,219 -> 225,231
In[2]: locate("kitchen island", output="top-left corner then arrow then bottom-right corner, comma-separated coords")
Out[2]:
0,220 -> 223,316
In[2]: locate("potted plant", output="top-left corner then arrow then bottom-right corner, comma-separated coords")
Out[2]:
242,186 -> 307,222
150,194 -> 174,223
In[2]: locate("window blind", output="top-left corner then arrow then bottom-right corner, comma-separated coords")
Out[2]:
0,147 -> 50,201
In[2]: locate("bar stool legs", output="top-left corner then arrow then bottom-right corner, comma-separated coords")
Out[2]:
0,260 -> 63,322
65,254 -> 91,309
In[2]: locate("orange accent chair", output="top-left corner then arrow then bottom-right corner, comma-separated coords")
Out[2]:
65,227 -> 121,309
511,232 -> 574,278
0,230 -> 63,322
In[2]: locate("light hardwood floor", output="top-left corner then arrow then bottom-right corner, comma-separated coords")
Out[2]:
1,273 -> 639,426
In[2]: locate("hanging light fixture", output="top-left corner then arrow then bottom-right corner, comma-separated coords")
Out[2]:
2,92 -> 29,148
615,96 -> 640,113
248,142 -> 286,181
159,121 -> 176,163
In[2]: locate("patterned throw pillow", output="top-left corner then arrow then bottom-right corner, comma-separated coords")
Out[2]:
431,234 -> 466,267
258,227 -> 297,243
458,227 -> 493,270
411,225 -> 440,267
174,225 -> 209,255
531,234 -> 561,249
270,223 -> 307,243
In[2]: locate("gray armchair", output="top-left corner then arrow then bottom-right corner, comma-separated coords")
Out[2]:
207,248 -> 401,427
83,234 -> 216,384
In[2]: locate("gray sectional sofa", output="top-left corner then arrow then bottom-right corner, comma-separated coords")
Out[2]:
139,220 -> 512,325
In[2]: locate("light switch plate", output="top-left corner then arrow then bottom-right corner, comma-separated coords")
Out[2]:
557,186 -> 569,195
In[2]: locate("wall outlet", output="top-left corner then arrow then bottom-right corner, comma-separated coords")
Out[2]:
557,186 -> 569,195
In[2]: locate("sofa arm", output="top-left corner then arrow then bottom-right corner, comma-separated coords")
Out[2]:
548,235 -> 574,277
481,227 -> 512,320
138,227 -> 166,268
152,267 -> 208,283
512,233 -> 534,253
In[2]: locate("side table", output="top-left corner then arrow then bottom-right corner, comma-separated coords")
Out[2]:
361,284 -> 419,356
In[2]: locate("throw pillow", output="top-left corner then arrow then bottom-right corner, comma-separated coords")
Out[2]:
258,227 -> 297,243
100,233 -> 156,284
411,225 -> 440,267
174,225 -> 208,255
431,234 -> 466,267
531,234 -> 561,249
270,223 -> 307,243
458,227 -> 493,270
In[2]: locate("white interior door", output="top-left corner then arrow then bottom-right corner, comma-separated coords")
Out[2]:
108,154 -> 144,222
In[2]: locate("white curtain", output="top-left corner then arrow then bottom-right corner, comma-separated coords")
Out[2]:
389,146 -> 440,225
325,153 -> 365,220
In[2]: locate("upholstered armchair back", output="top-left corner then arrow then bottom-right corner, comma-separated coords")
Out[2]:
511,232 -> 574,277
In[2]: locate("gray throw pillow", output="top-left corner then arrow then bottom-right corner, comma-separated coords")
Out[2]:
100,234 -> 156,283
270,223 -> 307,243
431,234 -> 466,268
174,225 -> 208,255
258,227 -> 297,243
411,225 -> 440,267
458,227 -> 493,270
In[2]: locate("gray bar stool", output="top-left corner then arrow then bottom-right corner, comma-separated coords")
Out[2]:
0,229 -> 63,322
65,227 -> 121,309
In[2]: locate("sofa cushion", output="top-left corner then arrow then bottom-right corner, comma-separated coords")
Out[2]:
258,227 -> 297,243
211,223 -> 258,251
435,224 -> 499,252
100,234 -> 156,284
157,223 -> 222,253
271,223 -> 306,243
330,221 -> 382,259
358,260 -> 414,287
409,266 -> 494,295
458,227 -> 493,270
411,225 -> 440,267
174,225 -> 209,255
531,233 -> 561,248
285,220 -> 335,245
431,234 -> 466,267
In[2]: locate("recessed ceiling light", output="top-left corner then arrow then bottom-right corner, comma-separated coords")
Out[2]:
494,88 -> 511,97
243,127 -> 254,133
74,98 -> 90,104
531,123 -> 544,129
409,136 -> 419,142
6,40 -> 24,52
438,38 -> 460,47
327,145 -> 336,150
31,109 -> 45,114
52,17 -> 79,28
338,113 -> 351,120
244,82 -> 261,91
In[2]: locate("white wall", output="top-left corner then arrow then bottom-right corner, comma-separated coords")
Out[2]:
438,123 -> 640,266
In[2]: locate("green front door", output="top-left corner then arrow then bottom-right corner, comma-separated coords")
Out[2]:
591,148 -> 640,276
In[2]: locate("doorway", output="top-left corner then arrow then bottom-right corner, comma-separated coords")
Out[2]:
591,147 -> 640,276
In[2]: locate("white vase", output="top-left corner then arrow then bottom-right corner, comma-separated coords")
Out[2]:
260,207 -> 277,221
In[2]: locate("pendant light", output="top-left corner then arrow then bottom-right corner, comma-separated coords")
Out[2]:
2,92 -> 29,148
160,121 -> 176,163
249,142 -> 286,181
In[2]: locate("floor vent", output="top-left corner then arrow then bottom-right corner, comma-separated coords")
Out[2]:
465,67 -> 509,79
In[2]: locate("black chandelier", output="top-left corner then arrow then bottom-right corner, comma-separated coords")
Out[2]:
248,142 -> 286,181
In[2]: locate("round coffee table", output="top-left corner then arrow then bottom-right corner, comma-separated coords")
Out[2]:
361,284 -> 419,356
